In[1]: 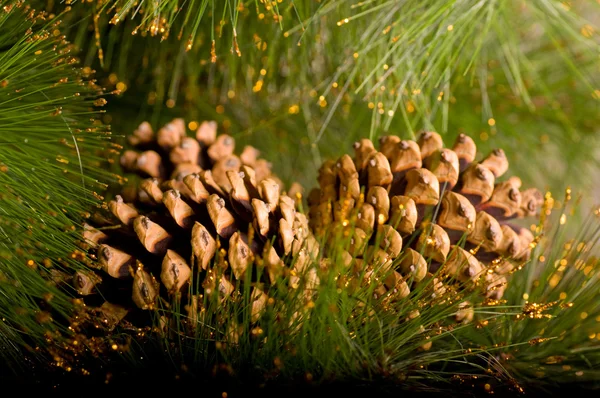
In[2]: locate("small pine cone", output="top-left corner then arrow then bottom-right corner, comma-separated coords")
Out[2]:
310,131 -> 542,303
75,119 -> 310,332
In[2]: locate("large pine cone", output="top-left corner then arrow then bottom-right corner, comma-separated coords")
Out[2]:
308,131 -> 543,303
71,122 -> 542,336
74,119 -> 314,331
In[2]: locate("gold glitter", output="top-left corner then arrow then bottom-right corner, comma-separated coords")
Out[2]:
211,40 -> 217,63
519,301 -> 558,320
529,337 -> 551,345
549,273 -> 561,287
581,24 -> 595,38
559,292 -> 567,300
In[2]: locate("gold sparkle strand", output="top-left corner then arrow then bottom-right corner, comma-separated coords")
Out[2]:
232,28 -> 242,57
93,11 -> 104,67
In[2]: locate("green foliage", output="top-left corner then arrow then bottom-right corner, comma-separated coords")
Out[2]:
162,240 -> 490,387
52,226 -> 519,392
46,0 -> 600,201
462,192 -> 600,389
0,0 -> 111,368
25,187 -> 600,392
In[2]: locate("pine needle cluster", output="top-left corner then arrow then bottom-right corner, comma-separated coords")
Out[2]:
42,0 -> 600,198
467,191 -> 600,390
0,0 -> 111,370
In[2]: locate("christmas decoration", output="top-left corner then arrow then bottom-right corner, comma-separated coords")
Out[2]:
2,0 -> 600,395
60,119 -> 546,370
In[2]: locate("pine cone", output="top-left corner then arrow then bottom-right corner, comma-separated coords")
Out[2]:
308,131 -> 542,304
74,123 -> 541,340
76,119 -> 313,332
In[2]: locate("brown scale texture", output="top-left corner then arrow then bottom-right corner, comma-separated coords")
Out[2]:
308,131 -> 543,304
68,123 -> 542,336
72,119 -> 314,330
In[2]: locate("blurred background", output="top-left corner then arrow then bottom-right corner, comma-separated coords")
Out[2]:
53,1 -> 599,212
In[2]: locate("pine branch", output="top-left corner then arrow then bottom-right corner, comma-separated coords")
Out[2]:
0,0 -> 112,367
50,1 -> 598,125
459,190 -> 600,388
0,0 -> 597,391
41,0 -> 600,202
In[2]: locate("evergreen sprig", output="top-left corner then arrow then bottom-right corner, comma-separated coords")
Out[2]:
47,0 -> 599,201
462,190 -> 600,389
0,0 -> 598,393
0,0 -> 111,370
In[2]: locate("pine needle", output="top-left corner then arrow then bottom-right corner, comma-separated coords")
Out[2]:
0,0 -> 112,368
